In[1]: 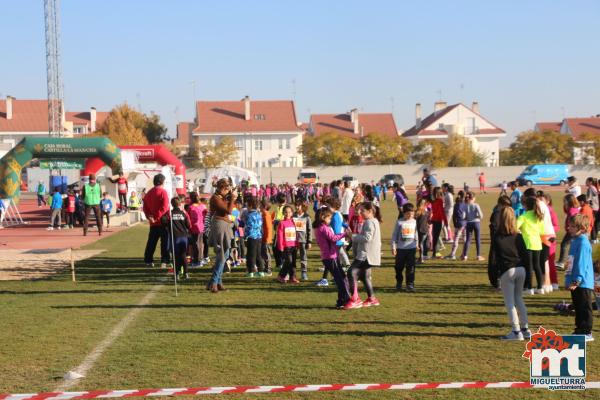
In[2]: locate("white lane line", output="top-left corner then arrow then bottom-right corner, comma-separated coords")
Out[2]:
56,285 -> 163,391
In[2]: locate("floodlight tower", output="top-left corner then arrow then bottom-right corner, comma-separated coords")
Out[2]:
44,0 -> 64,137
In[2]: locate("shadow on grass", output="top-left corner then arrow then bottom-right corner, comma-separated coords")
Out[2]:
51,303 -> 331,310
295,320 -> 507,328
0,288 -> 147,295
151,328 -> 495,339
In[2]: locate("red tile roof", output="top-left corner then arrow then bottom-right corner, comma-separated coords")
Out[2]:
402,103 -> 505,137
535,122 -> 562,133
175,122 -> 194,146
309,113 -> 398,138
193,100 -> 302,133
0,99 -> 108,133
66,111 -> 109,129
0,99 -> 50,132
564,117 -> 600,140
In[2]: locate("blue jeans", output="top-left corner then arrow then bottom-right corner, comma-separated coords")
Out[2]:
210,246 -> 230,285
462,221 -> 481,257
37,194 -> 46,206
173,236 -> 188,274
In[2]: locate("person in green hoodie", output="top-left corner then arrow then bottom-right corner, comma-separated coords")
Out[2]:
516,196 -> 545,295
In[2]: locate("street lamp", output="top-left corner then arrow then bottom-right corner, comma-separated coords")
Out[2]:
268,154 -> 282,185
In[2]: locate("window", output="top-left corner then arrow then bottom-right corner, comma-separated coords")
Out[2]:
254,140 -> 263,150
235,138 -> 243,150
255,161 -> 260,168
254,114 -> 266,120
282,160 -> 287,167
262,161 -> 266,167
73,126 -> 84,134
286,138 -> 291,149
278,138 -> 283,149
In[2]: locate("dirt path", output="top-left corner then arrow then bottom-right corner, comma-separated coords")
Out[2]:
0,249 -> 105,280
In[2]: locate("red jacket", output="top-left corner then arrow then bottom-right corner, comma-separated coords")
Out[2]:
142,186 -> 170,227
430,198 -> 447,224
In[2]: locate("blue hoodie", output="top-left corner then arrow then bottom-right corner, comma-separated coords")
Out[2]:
566,234 -> 594,289
330,210 -> 346,246
245,210 -> 263,240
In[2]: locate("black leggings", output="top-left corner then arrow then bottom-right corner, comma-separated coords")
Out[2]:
279,247 -> 297,279
348,259 -> 374,298
246,238 -> 264,273
119,192 -> 127,210
524,249 -> 542,289
323,258 -> 350,306
432,221 -> 443,255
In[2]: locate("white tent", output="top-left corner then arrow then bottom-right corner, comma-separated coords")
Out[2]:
200,165 -> 259,191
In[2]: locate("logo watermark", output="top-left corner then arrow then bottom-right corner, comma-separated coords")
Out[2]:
523,326 -> 586,390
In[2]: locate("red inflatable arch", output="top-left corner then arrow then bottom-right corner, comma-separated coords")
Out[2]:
82,144 -> 187,195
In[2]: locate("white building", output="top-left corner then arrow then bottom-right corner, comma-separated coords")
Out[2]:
535,117 -> 600,165
402,102 -> 506,166
190,96 -> 304,169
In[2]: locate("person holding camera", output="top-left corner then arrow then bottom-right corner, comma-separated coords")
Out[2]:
207,178 -> 237,293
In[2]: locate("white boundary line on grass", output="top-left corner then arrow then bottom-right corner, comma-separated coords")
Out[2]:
56,285 -> 163,391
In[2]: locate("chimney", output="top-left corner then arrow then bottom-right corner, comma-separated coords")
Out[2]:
90,107 -> 97,132
350,108 -> 359,134
415,103 -> 422,129
6,96 -> 13,120
471,101 -> 480,114
434,101 -> 447,115
243,95 -> 250,120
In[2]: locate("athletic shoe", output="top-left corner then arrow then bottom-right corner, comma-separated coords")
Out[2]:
277,275 -> 287,284
363,297 -> 380,307
423,255 -> 431,260
396,284 -> 404,291
316,279 -> 329,287
245,272 -> 255,278
47,226 -> 54,231
301,271 -> 309,281
543,285 -> 553,293
444,255 -> 456,260
343,298 -> 363,310
534,288 -> 545,295
501,331 -> 524,341
160,263 -> 167,269
521,328 -> 532,339
552,283 -> 559,291
477,256 -> 485,261
318,267 -> 325,272
435,252 -> 443,258
184,273 -> 190,280
555,262 -> 565,270
585,334 -> 595,342
257,272 -> 266,277
203,257 -> 211,264
145,263 -> 154,268
406,286 -> 415,293
525,289 -> 535,296
289,277 -> 300,284
264,270 -> 273,277
461,256 -> 468,261
167,268 -> 174,274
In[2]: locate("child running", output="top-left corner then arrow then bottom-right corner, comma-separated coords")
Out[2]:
345,202 -> 382,309
276,205 -> 299,284
313,208 -> 351,308
392,203 -> 419,292
565,214 -> 595,341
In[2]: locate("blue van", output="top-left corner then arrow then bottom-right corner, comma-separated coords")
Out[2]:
516,164 -> 569,186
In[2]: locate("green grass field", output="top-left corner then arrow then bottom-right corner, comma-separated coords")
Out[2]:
1,190 -> 599,399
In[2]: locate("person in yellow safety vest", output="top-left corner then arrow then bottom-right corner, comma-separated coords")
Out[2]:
82,173 -> 103,236
129,191 -> 141,211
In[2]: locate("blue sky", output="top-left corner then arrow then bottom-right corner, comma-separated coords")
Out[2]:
1,0 -> 599,145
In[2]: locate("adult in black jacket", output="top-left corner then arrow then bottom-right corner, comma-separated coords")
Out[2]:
487,195 -> 511,284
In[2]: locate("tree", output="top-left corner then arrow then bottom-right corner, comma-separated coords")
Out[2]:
93,104 -> 148,146
412,134 -> 484,167
502,130 -> 573,165
195,137 -> 238,168
300,132 -> 361,165
360,133 -> 412,164
574,132 -> 600,165
93,103 -> 168,145
144,112 -> 168,143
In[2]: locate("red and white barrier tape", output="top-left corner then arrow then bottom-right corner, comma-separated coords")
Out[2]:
1,381 -> 599,399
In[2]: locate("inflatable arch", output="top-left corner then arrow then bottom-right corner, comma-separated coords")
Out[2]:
82,144 -> 187,195
0,137 -> 122,200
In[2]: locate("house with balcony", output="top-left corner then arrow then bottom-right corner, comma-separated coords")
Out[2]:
402,101 -> 506,166
191,96 -> 304,169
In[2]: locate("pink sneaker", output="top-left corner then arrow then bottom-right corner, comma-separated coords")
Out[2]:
343,298 -> 363,310
277,276 -> 287,284
289,277 -> 300,284
363,297 -> 380,307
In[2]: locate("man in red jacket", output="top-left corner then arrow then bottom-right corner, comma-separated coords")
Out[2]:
143,174 -> 171,268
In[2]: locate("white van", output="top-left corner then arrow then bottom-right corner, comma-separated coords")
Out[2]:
298,168 -> 318,184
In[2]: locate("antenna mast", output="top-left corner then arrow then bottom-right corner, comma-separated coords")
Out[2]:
44,0 -> 64,137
